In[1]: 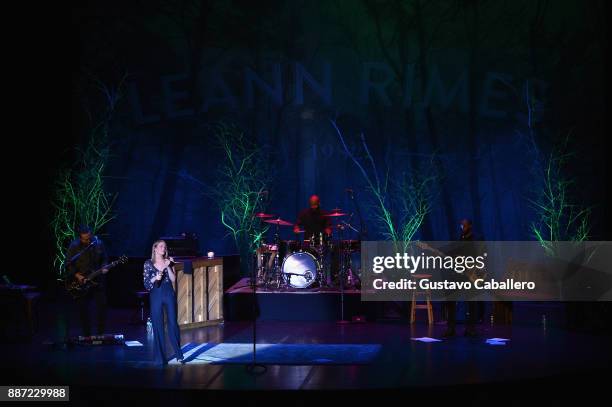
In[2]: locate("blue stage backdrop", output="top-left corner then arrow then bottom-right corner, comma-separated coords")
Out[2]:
68,1 -> 605,262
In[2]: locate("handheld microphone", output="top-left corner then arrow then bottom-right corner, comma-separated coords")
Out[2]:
154,269 -> 166,288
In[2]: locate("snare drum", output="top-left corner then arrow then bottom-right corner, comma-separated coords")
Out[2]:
260,243 -> 278,252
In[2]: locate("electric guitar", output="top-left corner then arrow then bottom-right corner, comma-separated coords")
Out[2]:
65,255 -> 127,299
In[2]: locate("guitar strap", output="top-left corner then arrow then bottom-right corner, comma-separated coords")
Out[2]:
66,241 -> 97,271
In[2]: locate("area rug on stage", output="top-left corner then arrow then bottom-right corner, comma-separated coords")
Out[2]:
168,342 -> 381,365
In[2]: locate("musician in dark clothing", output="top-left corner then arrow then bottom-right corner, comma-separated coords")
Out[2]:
442,219 -> 484,338
293,195 -> 332,241
66,225 -> 109,336
294,195 -> 335,285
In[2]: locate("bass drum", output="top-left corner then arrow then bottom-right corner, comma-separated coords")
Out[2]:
281,251 -> 318,288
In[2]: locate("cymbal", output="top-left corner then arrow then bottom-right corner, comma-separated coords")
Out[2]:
324,210 -> 348,217
254,212 -> 275,218
264,218 -> 293,226
293,229 -> 305,233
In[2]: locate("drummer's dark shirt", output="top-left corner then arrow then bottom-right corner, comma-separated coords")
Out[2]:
295,208 -> 331,240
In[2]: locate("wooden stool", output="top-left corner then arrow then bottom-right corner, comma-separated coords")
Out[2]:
410,274 -> 433,324
493,301 -> 513,324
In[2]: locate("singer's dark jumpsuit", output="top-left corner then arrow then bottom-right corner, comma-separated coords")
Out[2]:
143,260 -> 184,365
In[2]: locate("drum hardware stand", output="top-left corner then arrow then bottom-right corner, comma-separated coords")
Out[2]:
273,253 -> 286,290
256,252 -> 266,286
271,221 -> 286,289
341,220 -> 361,289
336,223 -> 350,324
347,188 -> 367,240
323,233 -> 332,288
316,261 -> 325,289
305,233 -> 324,289
268,218 -> 287,290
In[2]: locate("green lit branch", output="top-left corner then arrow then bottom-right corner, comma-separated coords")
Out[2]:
211,123 -> 271,273
51,141 -> 117,276
331,118 -> 438,247
330,119 -> 398,242
397,156 -> 439,249
52,76 -> 124,278
530,135 -> 591,256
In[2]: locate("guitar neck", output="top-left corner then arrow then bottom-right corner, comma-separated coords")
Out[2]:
87,262 -> 116,280
415,241 -> 445,256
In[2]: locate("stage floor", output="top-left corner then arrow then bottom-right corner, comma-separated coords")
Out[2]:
226,277 -> 361,294
2,301 -> 611,404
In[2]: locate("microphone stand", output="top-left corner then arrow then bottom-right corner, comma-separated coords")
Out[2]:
341,220 -> 362,288
246,207 -> 266,375
245,251 -> 266,375
337,223 -> 350,324
340,190 -> 364,324
347,190 -> 366,240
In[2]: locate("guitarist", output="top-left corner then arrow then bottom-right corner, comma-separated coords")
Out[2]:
442,219 -> 485,338
66,225 -> 109,336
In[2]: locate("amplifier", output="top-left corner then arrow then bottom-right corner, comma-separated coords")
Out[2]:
159,233 -> 200,257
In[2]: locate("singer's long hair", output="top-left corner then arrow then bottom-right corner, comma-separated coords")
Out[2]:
150,240 -> 169,262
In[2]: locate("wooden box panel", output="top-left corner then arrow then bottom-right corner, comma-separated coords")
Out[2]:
174,257 -> 224,328
193,266 -> 206,323
174,268 -> 193,325
208,265 -> 223,321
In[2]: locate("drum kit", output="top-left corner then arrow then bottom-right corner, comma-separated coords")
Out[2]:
254,209 -> 361,291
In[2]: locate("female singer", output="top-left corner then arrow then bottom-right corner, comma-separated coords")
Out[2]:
143,240 -> 185,365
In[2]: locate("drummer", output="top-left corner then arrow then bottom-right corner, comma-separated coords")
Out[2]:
293,195 -> 332,242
